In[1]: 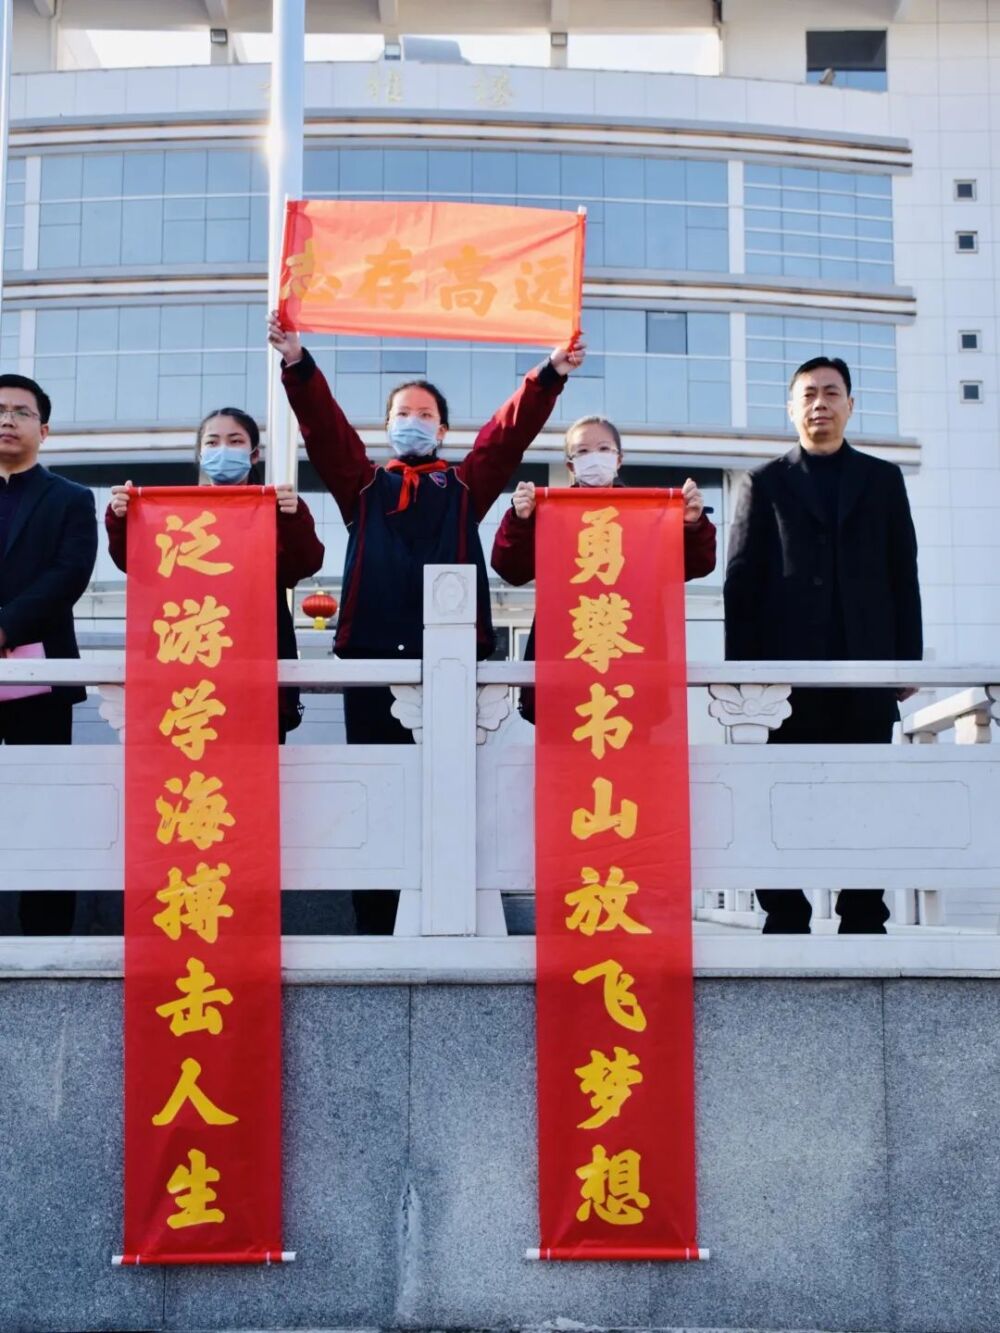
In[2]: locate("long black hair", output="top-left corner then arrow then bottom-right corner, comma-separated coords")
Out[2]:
194,406 -> 263,483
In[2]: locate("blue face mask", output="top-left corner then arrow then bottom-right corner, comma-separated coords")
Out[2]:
200,445 -> 252,484
388,416 -> 439,458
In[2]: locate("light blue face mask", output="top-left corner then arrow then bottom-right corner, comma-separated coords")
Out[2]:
200,445 -> 252,484
388,416 -> 439,458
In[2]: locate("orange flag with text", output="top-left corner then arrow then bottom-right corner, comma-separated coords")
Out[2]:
278,200 -> 585,347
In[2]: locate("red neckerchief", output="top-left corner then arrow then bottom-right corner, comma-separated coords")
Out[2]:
385,458 -> 449,514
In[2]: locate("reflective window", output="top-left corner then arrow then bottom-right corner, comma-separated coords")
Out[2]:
8,146 -> 728,276
744,165 -> 894,284
29,302 -> 267,425
307,307 -> 731,430
306,147 -> 729,273
806,30 -> 887,92
22,300 -> 731,432
745,315 -> 897,437
28,148 -> 269,271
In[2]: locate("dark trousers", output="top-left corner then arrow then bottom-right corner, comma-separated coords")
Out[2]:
0,692 -> 77,935
343,686 -> 414,935
760,687 -> 897,935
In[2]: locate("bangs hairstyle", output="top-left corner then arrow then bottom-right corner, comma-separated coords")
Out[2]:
194,407 -> 262,481
788,356 -> 852,397
385,379 -> 450,429
0,373 -> 52,425
564,415 -> 623,459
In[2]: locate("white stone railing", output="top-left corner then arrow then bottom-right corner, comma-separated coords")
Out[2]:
3,565 -> 1000,974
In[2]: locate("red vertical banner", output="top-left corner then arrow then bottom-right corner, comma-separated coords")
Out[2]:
121,487 -> 284,1265
534,489 -> 702,1261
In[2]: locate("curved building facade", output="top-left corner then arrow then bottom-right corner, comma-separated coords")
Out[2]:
3,0 -> 992,680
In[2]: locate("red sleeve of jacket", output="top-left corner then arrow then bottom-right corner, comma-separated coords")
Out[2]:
281,349 -> 376,523
683,512 -> 717,581
276,496 -> 325,588
105,505 -> 128,573
457,361 -> 565,521
490,504 -> 537,586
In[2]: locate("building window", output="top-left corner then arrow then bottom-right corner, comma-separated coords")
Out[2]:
960,331 -> 981,351
744,165 -> 894,284
956,232 -> 979,253
806,30 -> 887,92
954,180 -> 977,202
746,315 -> 897,438
961,382 -> 983,403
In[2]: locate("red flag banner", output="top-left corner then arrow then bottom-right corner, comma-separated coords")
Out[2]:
533,489 -> 702,1261
278,200 -> 585,347
121,487 -> 284,1265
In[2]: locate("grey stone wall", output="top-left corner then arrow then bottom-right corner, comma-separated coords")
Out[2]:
1,978 -> 998,1333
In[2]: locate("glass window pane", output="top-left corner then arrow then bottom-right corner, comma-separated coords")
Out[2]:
80,201 -> 122,266
121,200 -> 163,264
209,148 -> 251,194
340,150 -> 383,194
41,155 -> 83,200
429,150 -> 472,195
36,309 -> 79,354
685,160 -> 727,203
164,150 -> 208,196
38,225 -> 80,268
123,151 -> 165,195
82,153 -> 123,198
304,148 -> 340,194
647,312 -> 686,354
643,159 -> 685,201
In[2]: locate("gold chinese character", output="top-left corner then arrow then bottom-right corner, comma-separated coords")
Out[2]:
158,679 -> 226,761
155,957 -> 234,1037
571,506 -> 625,586
155,772 -> 235,851
572,683 -> 634,759
474,70 -> 514,108
367,68 -> 403,103
155,511 -> 234,579
280,237 -> 344,303
152,1057 -> 238,1126
439,244 -> 498,318
565,865 -> 650,937
575,1145 -> 649,1225
573,959 -> 647,1032
355,238 -> 418,310
166,1149 -> 225,1230
153,862 -> 233,944
575,1046 -> 643,1130
566,593 -> 644,675
514,256 -> 573,320
154,596 -> 232,669
571,777 -> 637,842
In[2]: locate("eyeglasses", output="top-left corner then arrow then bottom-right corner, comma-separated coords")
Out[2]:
0,406 -> 40,423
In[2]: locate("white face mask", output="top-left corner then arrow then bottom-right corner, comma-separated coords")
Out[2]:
571,451 -> 619,487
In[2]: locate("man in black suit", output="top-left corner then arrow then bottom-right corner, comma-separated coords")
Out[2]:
724,356 -> 922,935
0,373 -> 98,934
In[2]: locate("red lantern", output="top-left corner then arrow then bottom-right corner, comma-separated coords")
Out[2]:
301,590 -> 338,629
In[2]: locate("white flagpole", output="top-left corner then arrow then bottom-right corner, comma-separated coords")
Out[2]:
266,0 -> 305,487
0,0 -> 14,335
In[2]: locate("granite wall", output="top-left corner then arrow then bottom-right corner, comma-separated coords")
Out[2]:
2,978 -> 998,1332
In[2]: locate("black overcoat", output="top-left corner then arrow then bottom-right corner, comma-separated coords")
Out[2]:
0,465 -> 98,704
724,442 -> 922,664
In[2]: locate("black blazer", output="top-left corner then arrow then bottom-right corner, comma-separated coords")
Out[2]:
0,465 -> 98,704
724,442 -> 922,664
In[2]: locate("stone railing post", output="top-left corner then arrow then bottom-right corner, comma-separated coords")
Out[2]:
405,565 -> 479,937
707,682 -> 792,743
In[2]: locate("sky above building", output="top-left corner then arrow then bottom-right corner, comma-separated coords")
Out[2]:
73,29 -> 720,76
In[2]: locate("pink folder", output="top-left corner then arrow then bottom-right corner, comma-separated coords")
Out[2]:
0,642 -> 53,702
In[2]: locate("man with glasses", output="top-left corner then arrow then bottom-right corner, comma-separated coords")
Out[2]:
0,373 -> 97,934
